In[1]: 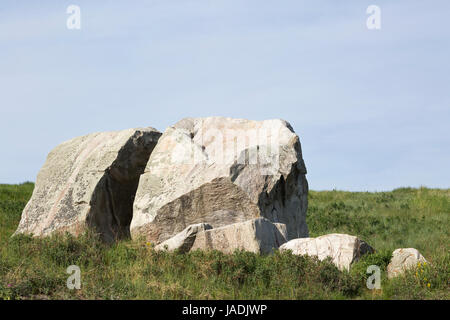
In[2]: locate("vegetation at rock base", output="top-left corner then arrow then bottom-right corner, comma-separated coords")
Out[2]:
0,183 -> 448,300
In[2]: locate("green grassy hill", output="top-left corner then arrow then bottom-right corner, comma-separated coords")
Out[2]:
0,183 -> 448,300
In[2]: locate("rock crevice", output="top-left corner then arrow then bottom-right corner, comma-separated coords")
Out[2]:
86,130 -> 161,242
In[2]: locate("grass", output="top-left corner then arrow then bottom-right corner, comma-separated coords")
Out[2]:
0,183 -> 448,300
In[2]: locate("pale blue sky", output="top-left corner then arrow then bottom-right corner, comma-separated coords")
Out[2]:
1,1 -> 449,190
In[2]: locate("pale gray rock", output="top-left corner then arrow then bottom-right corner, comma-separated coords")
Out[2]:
387,248 -> 427,279
154,223 -> 213,253
14,128 -> 161,243
131,117 -> 308,244
279,233 -> 374,270
190,218 -> 288,254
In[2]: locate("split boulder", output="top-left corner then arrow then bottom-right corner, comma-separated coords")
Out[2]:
14,127 -> 161,243
131,117 -> 308,244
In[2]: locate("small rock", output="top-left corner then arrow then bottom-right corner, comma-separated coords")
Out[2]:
279,233 -> 374,270
154,223 -> 213,253
387,248 -> 427,279
190,217 -> 288,255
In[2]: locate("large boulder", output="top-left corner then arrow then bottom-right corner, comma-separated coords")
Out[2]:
15,127 -> 161,243
154,223 -> 213,253
387,248 -> 427,279
131,117 -> 308,244
190,218 -> 288,254
279,233 -> 374,270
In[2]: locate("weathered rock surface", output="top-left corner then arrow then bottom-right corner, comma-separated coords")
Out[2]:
154,223 -> 213,253
279,233 -> 374,270
15,127 -> 161,243
131,117 -> 308,244
190,218 -> 288,254
387,248 -> 427,279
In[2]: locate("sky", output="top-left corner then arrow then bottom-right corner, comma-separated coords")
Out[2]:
0,0 -> 449,191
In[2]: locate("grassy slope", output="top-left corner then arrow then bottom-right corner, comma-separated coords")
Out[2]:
0,183 -> 448,300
